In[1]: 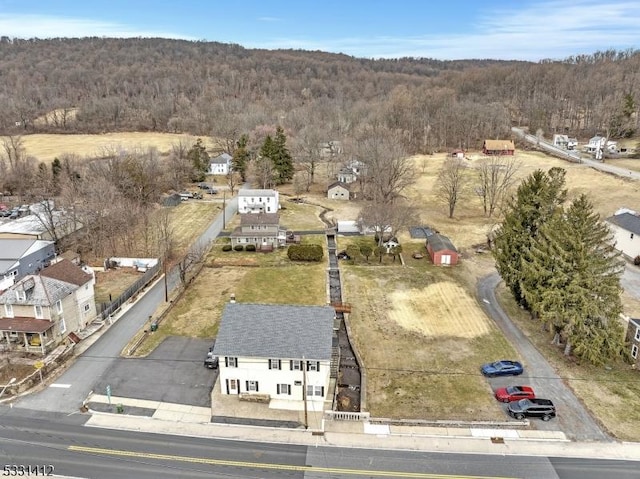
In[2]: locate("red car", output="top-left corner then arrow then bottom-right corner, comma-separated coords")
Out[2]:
494,385 -> 535,403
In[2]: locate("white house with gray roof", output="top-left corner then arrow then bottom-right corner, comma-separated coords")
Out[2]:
208,152 -> 233,175
605,209 -> 640,259
213,302 -> 336,410
237,189 -> 280,214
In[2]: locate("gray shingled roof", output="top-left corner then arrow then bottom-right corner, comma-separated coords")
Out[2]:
606,212 -> 640,236
427,233 -> 458,253
238,189 -> 277,197
213,303 -> 335,360
240,213 -> 280,225
0,275 -> 78,306
209,152 -> 232,164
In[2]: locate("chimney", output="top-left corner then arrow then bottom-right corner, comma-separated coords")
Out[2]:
230,293 -> 236,303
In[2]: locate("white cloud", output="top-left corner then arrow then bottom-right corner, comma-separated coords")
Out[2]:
257,16 -> 281,22
247,0 -> 640,60
0,14 -> 194,40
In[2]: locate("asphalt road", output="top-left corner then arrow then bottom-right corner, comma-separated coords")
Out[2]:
14,196 -> 238,414
1,411 -> 638,479
477,273 -> 609,441
621,262 -> 640,300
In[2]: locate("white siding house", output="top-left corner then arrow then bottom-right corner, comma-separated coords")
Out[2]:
606,210 -> 640,260
213,303 -> 336,411
237,189 -> 280,214
208,153 -> 233,175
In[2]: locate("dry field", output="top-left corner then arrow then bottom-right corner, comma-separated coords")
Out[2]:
1,132 -> 219,163
167,201 -> 222,253
93,268 -> 144,305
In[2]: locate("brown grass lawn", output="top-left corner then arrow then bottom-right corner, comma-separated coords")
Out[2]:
168,200 -> 222,254
496,284 -> 640,441
342,264 -> 517,420
2,132 -> 220,163
94,268 -> 144,305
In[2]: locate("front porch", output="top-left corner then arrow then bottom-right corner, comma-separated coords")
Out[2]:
0,317 -> 57,355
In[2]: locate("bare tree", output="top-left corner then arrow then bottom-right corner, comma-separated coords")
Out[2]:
2,135 -> 25,169
437,158 -> 467,218
251,156 -> 274,189
355,128 -> 416,203
476,156 -> 520,216
178,241 -> 208,286
226,170 -> 240,195
359,199 -> 418,246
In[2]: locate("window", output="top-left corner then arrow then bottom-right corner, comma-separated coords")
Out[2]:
635,328 -> 640,342
55,300 -> 63,314
4,303 -> 13,318
306,361 -> 320,372
226,357 -> 238,367
306,385 -> 325,397
268,359 -> 281,370
84,303 -> 91,313
59,317 -> 67,334
276,384 -> 291,395
632,345 -> 638,359
246,380 -> 259,392
34,305 -> 43,319
16,290 -> 26,301
290,360 -> 303,371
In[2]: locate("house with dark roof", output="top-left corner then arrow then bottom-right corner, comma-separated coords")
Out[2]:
605,210 -> 640,259
327,181 -> 352,200
0,259 -> 95,355
208,152 -> 233,175
426,233 -> 459,266
0,238 -> 55,292
625,317 -> 640,367
230,213 -> 287,250
212,302 -> 336,409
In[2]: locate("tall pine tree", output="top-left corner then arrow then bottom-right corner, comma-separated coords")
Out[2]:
272,126 -> 294,184
232,134 -> 250,182
492,167 -> 567,307
529,194 -> 625,364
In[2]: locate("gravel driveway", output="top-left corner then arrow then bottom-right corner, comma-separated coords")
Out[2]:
477,273 -> 610,441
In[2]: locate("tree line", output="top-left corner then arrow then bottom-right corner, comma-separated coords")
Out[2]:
0,38 -> 638,154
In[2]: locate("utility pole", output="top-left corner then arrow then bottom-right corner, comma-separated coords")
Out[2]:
163,258 -> 168,303
222,191 -> 226,228
302,357 -> 308,429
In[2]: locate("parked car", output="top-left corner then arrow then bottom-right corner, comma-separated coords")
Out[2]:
508,398 -> 556,421
204,343 -> 218,369
481,360 -> 524,377
206,187 -> 218,195
494,385 -> 535,402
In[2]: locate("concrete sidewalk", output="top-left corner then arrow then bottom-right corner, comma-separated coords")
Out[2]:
83,410 -> 640,460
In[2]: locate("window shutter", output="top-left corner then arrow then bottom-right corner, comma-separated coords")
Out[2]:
306,361 -> 309,371
320,386 -> 324,397
268,360 -> 272,370
225,357 -> 228,367
278,359 -> 281,370
277,384 -> 281,394
245,381 -> 249,391
255,382 -> 259,392
290,360 -> 294,370
316,361 -> 320,371
288,385 -> 291,395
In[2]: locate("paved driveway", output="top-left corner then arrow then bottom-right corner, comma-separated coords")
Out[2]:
478,273 -> 610,441
621,262 -> 640,301
92,337 -> 217,407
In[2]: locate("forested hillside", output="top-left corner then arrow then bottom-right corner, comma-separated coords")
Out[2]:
1,38 -> 638,152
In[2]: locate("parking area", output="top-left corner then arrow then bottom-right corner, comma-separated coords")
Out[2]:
94,336 -> 217,408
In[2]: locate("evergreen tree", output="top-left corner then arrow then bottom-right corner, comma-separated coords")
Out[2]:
269,126 -> 294,184
492,168 -> 567,307
530,194 -> 625,364
232,134 -> 250,182
187,138 -> 209,182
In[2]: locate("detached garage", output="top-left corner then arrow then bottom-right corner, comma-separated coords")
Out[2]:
426,234 -> 459,266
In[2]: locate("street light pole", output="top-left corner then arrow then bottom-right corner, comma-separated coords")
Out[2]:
0,377 -> 16,400
223,191 -> 226,228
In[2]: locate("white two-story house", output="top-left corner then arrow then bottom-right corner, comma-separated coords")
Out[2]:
208,152 -> 233,175
0,259 -> 96,355
213,302 -> 336,410
605,209 -> 640,260
237,189 -> 280,214
230,213 -> 287,250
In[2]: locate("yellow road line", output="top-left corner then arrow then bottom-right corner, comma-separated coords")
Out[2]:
68,445 -> 516,478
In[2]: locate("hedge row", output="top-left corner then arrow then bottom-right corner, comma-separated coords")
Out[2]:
287,244 -> 323,262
